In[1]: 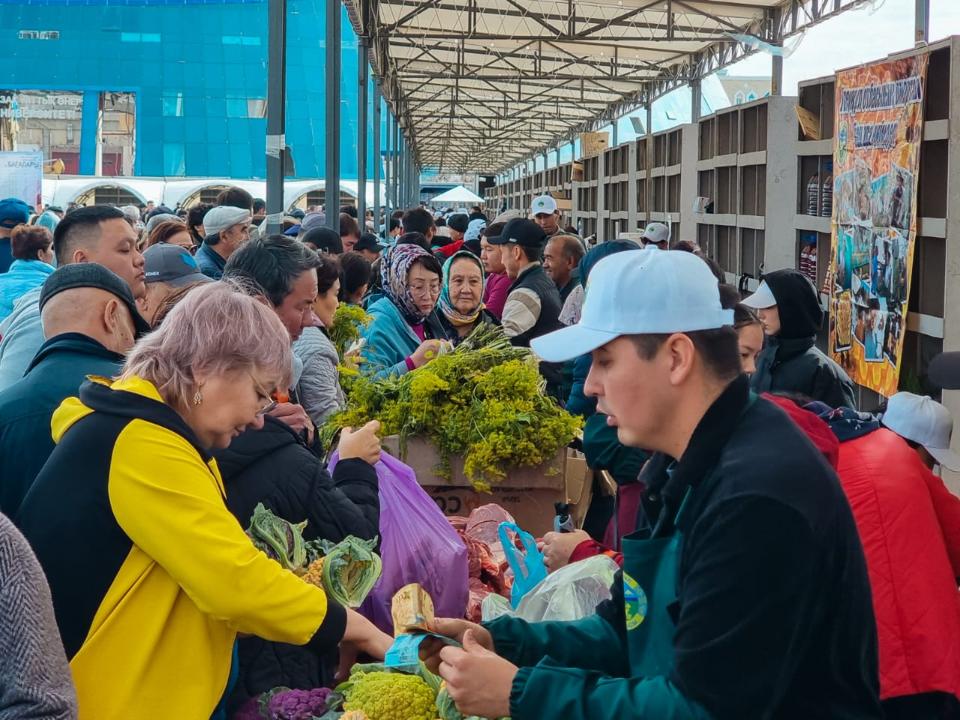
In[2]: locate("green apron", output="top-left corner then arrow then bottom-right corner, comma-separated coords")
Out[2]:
620,489 -> 691,677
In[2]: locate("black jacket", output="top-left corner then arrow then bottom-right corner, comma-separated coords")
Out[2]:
437,308 -> 500,345
215,416 -> 380,710
618,377 -> 879,718
0,333 -> 124,517
507,264 -> 565,396
750,269 -> 857,409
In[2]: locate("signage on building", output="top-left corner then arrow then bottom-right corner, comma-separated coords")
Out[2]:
18,30 -> 60,40
0,92 -> 82,121
0,151 -> 43,208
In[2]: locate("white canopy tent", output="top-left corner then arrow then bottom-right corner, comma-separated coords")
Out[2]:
429,185 -> 484,205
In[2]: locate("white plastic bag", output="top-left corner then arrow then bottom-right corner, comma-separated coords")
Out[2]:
481,555 -> 619,623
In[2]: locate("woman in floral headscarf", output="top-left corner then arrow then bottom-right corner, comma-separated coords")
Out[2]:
436,250 -> 498,344
360,243 -> 450,379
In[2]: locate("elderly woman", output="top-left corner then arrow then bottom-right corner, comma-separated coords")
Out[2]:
361,243 -> 449,379
436,250 -> 497,343
294,254 -> 346,425
0,225 -> 55,321
15,281 -> 390,719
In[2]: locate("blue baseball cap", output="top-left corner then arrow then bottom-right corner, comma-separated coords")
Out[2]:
0,197 -> 31,229
531,248 -> 734,363
143,243 -> 212,287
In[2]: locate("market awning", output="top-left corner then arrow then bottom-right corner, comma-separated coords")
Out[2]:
344,0 -> 867,173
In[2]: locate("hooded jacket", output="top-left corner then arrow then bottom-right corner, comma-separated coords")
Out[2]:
215,415 -> 379,710
0,287 -> 43,392
816,408 -> 960,704
16,376 -> 346,720
750,269 -> 857,409
0,332 -> 124,517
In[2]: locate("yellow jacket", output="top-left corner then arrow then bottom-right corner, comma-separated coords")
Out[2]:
16,375 -> 346,719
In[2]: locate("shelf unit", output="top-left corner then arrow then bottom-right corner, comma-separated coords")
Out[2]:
572,154 -> 601,239
695,95 -> 798,291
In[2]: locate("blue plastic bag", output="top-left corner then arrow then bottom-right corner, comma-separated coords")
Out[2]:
329,450 -> 469,632
498,522 -> 548,609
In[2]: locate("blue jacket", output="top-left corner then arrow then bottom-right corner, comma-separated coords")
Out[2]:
360,296 -> 445,380
195,241 -> 226,280
0,260 -> 55,321
0,332 -> 123,517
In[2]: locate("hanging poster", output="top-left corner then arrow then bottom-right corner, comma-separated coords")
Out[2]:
828,54 -> 927,397
0,151 -> 43,208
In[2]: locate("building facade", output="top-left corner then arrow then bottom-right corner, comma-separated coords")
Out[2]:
0,0 -> 376,180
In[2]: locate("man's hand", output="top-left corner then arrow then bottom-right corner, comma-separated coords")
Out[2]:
419,618 -> 493,675
439,631 -> 516,719
538,529 -> 590,572
268,402 -> 315,444
338,420 -> 382,466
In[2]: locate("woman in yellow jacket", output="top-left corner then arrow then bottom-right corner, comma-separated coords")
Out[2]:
16,280 -> 391,719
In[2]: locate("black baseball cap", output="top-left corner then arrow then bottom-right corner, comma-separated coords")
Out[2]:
143,243 -> 213,287
355,233 -> 383,254
39,264 -> 151,336
447,213 -> 469,234
486,218 -> 547,249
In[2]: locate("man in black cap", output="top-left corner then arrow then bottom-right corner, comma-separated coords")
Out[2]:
354,233 -> 383,264
139,243 -> 212,326
487,218 -> 565,395
0,264 -> 150,517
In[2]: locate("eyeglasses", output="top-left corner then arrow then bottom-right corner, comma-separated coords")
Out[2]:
410,283 -> 441,297
250,373 -> 279,416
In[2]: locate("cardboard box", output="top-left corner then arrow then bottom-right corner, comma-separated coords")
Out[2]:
382,436 -> 592,536
580,131 -> 609,159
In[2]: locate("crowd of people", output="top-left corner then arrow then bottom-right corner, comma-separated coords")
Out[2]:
0,187 -> 958,720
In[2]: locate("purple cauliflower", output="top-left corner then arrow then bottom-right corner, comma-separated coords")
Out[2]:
262,687 -> 334,720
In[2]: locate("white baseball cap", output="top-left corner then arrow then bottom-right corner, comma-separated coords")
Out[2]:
530,195 -> 559,216
881,392 -> 960,471
641,222 -> 670,247
531,248 -> 734,363
740,280 -> 778,309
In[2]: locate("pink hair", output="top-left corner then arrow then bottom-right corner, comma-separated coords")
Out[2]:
121,280 -> 292,409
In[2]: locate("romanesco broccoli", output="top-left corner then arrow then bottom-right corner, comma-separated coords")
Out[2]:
342,671 -> 435,720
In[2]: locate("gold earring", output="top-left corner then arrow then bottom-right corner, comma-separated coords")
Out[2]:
193,389 -> 203,406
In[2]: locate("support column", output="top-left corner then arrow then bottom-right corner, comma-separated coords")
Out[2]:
79,91 -> 100,176
265,0 -> 287,234
373,86 -> 381,236
771,54 -> 784,96
398,133 -> 406,210
324,0 -> 341,228
357,39 -> 368,222
611,117 -> 619,147
916,0 -> 930,45
690,78 -> 702,121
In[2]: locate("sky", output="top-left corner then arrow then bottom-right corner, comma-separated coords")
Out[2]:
529,0 -> 960,172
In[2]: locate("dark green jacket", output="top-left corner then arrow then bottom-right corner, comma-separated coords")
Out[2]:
0,333 -> 123,516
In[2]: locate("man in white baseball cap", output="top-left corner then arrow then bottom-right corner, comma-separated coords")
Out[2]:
419,248 -> 881,720
530,194 -> 564,238
640,221 -> 670,250
881,391 -> 960,472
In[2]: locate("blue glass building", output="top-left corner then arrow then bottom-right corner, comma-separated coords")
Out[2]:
0,0 -> 378,180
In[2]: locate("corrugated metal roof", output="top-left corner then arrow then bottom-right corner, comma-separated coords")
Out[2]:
346,0 -> 868,172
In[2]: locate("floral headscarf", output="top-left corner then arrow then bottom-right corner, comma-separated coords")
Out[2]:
381,243 -> 437,324
437,250 -> 485,328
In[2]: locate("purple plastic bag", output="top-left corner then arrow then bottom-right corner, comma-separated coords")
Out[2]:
329,450 -> 468,632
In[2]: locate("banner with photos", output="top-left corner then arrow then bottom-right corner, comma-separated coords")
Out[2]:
828,55 -> 927,397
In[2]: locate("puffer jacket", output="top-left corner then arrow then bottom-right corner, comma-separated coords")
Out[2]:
0,259 -> 55,321
750,269 -> 857,409
820,414 -> 960,703
293,326 -> 345,426
215,416 -> 380,711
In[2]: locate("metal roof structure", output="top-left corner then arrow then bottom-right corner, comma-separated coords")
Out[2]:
344,0 -> 871,174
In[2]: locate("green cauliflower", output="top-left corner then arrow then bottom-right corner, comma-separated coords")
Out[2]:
341,671 -> 435,720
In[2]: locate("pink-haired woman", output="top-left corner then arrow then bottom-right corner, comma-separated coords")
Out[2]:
15,280 -> 391,720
